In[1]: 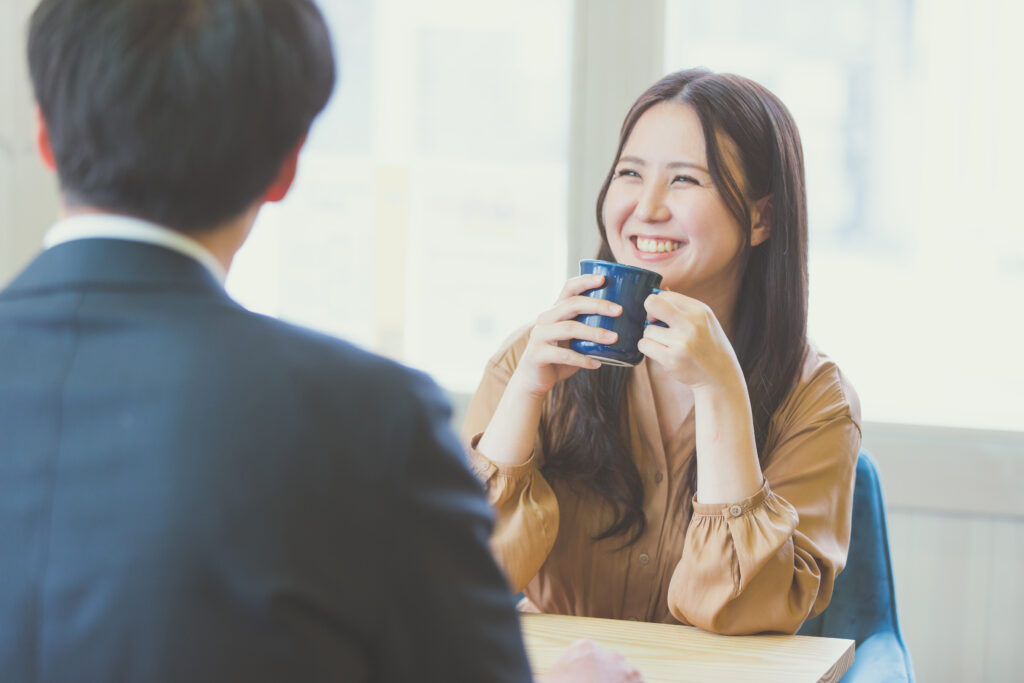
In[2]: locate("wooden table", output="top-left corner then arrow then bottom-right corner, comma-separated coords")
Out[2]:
521,614 -> 854,683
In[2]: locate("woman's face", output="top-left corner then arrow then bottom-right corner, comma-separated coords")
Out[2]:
603,101 -> 759,301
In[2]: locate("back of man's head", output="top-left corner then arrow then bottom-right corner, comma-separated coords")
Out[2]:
28,0 -> 335,233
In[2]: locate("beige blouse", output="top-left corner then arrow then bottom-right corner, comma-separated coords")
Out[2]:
462,327 -> 861,635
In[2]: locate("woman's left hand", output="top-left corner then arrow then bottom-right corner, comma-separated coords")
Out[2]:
638,290 -> 744,389
640,290 -> 764,504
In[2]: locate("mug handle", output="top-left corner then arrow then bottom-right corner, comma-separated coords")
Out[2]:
644,288 -> 669,328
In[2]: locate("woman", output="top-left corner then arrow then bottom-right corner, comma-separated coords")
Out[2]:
462,68 -> 861,635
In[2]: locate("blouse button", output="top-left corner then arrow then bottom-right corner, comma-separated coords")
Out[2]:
638,553 -> 650,565
654,471 -> 663,483
729,505 -> 743,517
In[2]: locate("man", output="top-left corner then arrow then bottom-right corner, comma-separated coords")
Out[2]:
0,1 -> 641,681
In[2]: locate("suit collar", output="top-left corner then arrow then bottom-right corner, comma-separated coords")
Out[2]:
43,214 -> 228,285
2,239 -> 232,301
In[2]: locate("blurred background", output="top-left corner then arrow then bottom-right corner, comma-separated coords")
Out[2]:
2,0 -> 1021,679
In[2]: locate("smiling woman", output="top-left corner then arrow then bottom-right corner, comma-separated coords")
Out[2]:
462,68 -> 861,636
587,69 -> 815,515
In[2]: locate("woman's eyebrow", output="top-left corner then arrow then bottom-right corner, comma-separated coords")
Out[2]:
617,155 -> 709,173
666,160 -> 709,173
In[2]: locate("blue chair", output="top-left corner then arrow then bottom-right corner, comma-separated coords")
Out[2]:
798,451 -> 915,681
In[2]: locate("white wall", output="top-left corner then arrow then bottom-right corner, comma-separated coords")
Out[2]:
866,424 -> 1024,681
0,0 -> 60,287
888,509 -> 1024,681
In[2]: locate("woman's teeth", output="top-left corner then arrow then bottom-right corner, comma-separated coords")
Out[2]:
635,237 -> 681,253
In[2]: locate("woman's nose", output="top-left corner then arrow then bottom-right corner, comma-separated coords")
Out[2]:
634,185 -> 670,223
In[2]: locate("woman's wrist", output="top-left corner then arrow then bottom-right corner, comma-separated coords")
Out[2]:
507,366 -> 555,402
476,371 -> 547,468
691,363 -> 763,504
691,358 -> 749,406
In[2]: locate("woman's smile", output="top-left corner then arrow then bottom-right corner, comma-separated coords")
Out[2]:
630,235 -> 686,259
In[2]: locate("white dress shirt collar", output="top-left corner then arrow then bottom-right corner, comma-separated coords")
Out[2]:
43,213 -> 228,285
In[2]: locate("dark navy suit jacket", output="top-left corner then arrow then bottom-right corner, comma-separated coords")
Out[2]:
0,238 -> 531,682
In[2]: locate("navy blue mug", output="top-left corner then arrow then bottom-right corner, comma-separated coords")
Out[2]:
570,259 -> 662,366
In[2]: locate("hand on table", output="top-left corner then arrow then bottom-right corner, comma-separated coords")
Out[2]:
539,638 -> 644,683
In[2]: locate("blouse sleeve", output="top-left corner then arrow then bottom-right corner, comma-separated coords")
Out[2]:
460,329 -> 560,592
667,359 -> 861,635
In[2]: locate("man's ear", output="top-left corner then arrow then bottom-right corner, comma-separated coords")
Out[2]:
35,106 -> 57,171
750,195 -> 773,247
263,136 -> 307,203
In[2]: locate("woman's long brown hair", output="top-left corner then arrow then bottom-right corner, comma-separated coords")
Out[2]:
541,68 -> 808,545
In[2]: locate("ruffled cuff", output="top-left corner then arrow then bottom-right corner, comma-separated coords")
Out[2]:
466,432 -> 541,484
689,481 -> 799,592
691,479 -> 773,518
671,482 -> 801,632
465,433 -> 558,592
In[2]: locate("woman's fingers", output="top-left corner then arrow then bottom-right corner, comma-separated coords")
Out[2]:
538,294 -> 622,326
527,319 -> 612,371
637,336 -> 668,363
530,342 -> 602,370
642,302 -> 704,357
511,276 -> 619,395
644,290 -> 713,328
556,273 -> 605,301
640,321 -> 675,346
532,319 -> 617,346
643,291 -> 673,324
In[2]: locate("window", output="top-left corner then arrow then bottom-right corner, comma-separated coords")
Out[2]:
227,0 -> 573,393
665,0 -> 1024,431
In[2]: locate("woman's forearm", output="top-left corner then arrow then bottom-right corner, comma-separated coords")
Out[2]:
692,372 -> 764,504
475,373 -> 546,467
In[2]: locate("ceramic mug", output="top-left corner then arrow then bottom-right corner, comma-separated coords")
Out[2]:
570,259 -> 663,366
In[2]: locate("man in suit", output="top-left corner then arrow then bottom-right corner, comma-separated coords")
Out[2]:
0,1 -> 642,681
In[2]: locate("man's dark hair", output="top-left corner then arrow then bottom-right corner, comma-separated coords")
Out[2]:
27,0 -> 335,232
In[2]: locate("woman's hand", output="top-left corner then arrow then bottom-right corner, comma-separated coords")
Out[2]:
510,274 -> 622,398
640,290 -> 763,503
476,275 -> 621,467
638,290 -> 743,389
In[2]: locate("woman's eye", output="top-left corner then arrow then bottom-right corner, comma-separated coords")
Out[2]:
673,175 -> 700,185
615,168 -> 640,179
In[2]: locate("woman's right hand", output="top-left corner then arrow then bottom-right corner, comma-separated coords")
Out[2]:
510,273 -> 622,398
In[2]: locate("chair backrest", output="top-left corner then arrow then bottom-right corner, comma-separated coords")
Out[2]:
798,451 -> 914,681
